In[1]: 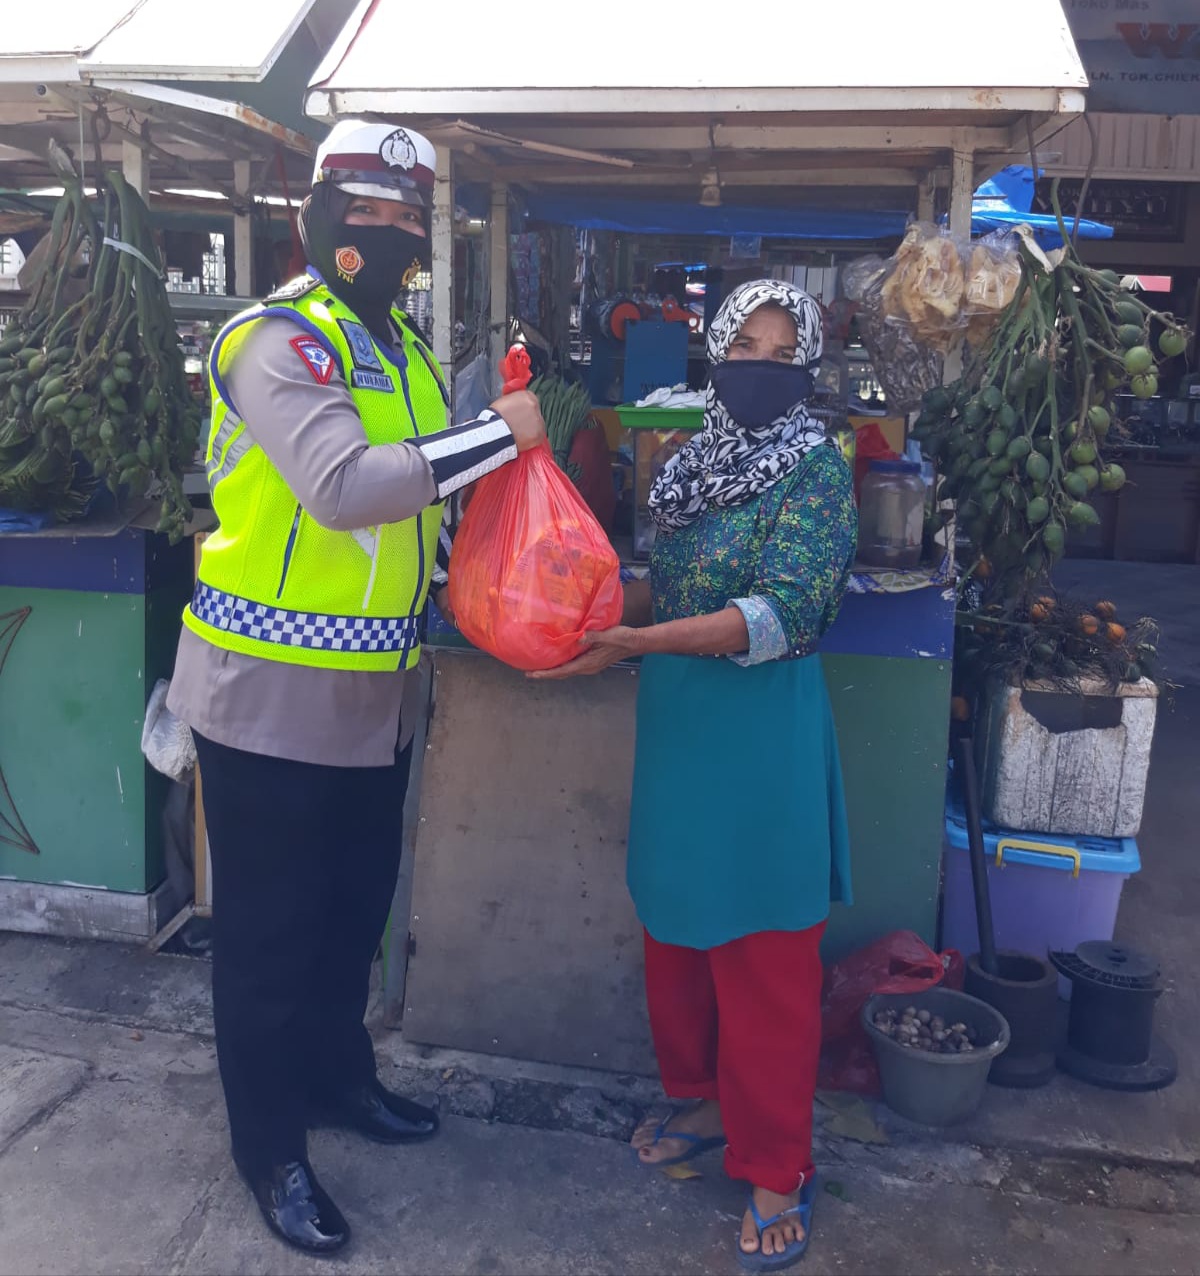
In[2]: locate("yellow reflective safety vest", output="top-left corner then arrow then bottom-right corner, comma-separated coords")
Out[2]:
182,276 -> 447,672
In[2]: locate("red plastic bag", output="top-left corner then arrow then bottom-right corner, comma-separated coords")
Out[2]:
852,421 -> 899,504
448,443 -> 623,672
818,930 -> 964,1095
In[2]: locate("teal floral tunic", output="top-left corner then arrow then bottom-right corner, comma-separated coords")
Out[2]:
627,443 -> 857,950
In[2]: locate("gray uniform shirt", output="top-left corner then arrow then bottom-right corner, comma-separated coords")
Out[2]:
167,315 -> 516,768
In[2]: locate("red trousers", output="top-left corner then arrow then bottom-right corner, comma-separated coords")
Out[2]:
643,922 -> 826,1196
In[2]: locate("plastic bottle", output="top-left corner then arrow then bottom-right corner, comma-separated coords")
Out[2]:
857,459 -> 926,569
906,439 -> 937,516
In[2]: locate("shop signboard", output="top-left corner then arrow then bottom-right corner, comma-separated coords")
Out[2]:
1064,0 -> 1200,113
1031,178 -> 1187,241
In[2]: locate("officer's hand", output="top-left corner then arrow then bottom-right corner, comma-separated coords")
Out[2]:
490,390 -> 547,453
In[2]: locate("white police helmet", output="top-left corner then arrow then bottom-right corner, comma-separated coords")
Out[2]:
312,120 -> 436,208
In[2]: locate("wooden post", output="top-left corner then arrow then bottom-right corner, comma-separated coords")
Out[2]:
944,145 -> 975,383
489,182 -> 510,398
916,175 -> 936,224
121,139 -> 149,201
233,159 -> 253,300
431,148 -> 455,388
947,147 -> 974,240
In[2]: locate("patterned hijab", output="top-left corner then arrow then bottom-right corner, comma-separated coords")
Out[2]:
647,279 -> 827,532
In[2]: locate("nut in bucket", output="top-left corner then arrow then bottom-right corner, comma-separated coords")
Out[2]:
862,988 -> 1011,1126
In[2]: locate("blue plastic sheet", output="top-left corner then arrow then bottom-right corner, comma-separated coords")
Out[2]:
968,165 -> 1114,248
0,507 -> 54,533
523,166 -> 1113,250
524,193 -> 909,240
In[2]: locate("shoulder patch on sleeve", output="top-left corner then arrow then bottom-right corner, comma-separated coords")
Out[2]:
289,335 -> 335,385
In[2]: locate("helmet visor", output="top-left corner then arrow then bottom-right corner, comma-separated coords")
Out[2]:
320,168 -> 430,208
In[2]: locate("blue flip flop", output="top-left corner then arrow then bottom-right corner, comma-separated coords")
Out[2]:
736,1173 -> 818,1272
632,1108 -> 726,1169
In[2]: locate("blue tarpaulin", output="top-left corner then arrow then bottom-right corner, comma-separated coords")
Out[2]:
520,167 -> 1112,248
523,192 -> 909,240
967,165 -> 1113,248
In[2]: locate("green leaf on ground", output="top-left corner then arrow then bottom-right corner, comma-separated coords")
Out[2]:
815,1090 -> 888,1145
661,1162 -> 703,1181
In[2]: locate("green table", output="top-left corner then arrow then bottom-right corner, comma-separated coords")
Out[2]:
0,509 -> 196,940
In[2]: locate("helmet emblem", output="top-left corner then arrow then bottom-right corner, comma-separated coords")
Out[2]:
335,246 -> 366,282
380,128 -> 418,171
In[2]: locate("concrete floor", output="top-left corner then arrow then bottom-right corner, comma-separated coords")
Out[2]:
0,567 -> 1195,1274
1,677 -> 1196,1276
2,1004 -> 1199,1276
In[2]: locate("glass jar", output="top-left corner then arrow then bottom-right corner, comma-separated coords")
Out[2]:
857,459 -> 925,569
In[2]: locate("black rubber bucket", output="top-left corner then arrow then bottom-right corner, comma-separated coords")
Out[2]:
964,950 -> 1059,1089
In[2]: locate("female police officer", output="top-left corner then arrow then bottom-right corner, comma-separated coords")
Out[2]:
167,120 -> 546,1256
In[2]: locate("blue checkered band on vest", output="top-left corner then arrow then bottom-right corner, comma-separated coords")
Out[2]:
191,582 -> 419,654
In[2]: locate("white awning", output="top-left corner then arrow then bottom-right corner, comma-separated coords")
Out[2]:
305,0 -> 1087,205
0,0 -> 317,81
308,0 -> 1087,118
0,1 -> 343,199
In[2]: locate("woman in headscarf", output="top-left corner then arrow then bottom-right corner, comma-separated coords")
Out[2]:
534,280 -> 856,1270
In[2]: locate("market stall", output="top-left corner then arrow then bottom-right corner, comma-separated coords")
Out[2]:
0,1 -> 340,939
306,0 -> 1089,1069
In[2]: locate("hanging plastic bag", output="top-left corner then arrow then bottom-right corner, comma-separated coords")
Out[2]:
819,930 -> 964,1094
879,222 -> 969,355
448,442 -> 624,672
843,250 -> 945,416
962,231 -> 1022,349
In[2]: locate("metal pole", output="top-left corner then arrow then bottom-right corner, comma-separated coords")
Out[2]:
956,734 -> 998,975
489,182 -> 510,398
431,147 -> 455,381
233,159 -> 253,299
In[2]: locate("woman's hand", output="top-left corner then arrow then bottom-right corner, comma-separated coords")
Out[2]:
527,626 -> 644,680
433,585 -> 455,627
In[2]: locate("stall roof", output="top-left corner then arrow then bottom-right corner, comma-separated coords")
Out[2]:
308,0 -> 1086,115
306,0 -> 1088,208
0,1 -> 363,204
1,0 -> 316,81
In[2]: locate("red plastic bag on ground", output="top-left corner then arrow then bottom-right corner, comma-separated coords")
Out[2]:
819,930 -> 964,1095
448,443 -> 623,672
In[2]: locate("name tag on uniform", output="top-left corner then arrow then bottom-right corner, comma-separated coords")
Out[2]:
350,369 -> 395,392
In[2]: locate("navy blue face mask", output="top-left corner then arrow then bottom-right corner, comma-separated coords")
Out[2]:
709,360 -> 816,429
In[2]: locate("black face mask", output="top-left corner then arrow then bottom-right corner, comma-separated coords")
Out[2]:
300,184 -> 431,336
709,360 -> 816,429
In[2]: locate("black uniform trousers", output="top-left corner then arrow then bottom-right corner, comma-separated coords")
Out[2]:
193,732 -> 412,1172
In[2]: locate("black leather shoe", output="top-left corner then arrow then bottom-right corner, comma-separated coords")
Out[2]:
236,1158 -> 349,1256
316,1082 -> 440,1144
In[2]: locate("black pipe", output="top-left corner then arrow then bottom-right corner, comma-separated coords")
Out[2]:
956,734 -> 999,976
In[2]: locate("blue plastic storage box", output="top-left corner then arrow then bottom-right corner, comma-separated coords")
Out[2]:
941,798 -> 1140,997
